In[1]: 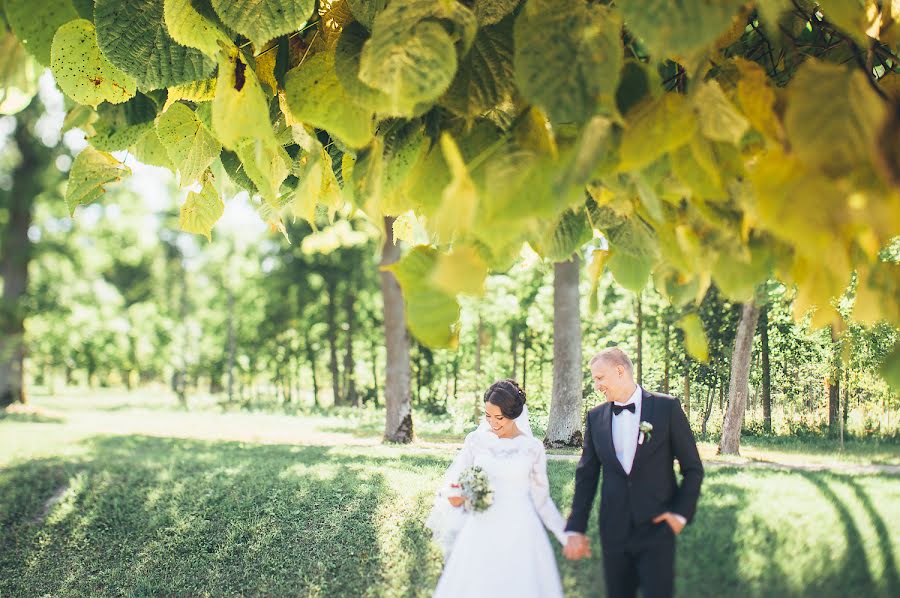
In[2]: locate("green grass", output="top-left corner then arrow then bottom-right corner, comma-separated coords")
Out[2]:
2,393 -> 899,596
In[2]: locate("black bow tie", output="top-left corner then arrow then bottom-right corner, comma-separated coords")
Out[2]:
612,403 -> 636,416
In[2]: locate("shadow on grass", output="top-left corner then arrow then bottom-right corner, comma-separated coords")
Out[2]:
0,434 -> 448,596
318,422 -> 464,444
0,411 -> 66,424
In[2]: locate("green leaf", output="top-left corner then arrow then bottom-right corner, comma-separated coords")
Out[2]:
692,80 -> 749,145
618,93 -> 697,172
164,0 -> 230,57
0,31 -> 42,115
346,0 -> 386,30
473,0 -> 520,26
50,20 -> 137,108
434,132 -> 479,243
441,15 -> 515,119
678,313 -> 709,362
284,51 -> 374,149
359,19 -> 458,114
4,0 -> 78,66
531,207 -> 593,262
383,245 -> 460,348
607,250 -> 654,292
514,0 -> 623,125
784,59 -> 888,178
670,137 -> 726,200
210,0 -> 314,50
156,102 -> 222,187
164,78 -> 217,110
235,137 -> 291,203
65,146 -> 131,215
95,0 -> 216,90
131,127 -> 174,169
555,116 -> 616,191
429,245 -> 488,296
617,0 -> 744,61
179,177 -> 224,241
334,21 -> 398,115
212,45 -> 275,149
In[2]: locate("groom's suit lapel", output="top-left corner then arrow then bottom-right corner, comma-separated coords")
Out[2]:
630,389 -> 657,474
598,403 -> 627,477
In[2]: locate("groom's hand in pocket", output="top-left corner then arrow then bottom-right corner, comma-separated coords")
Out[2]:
652,512 -> 686,536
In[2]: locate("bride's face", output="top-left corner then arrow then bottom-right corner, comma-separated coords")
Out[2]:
484,401 -> 518,438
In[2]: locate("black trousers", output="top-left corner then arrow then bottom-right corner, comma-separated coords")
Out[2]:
601,520 -> 676,598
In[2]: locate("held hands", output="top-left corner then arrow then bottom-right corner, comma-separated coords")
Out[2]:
652,512 -> 686,536
563,533 -> 591,560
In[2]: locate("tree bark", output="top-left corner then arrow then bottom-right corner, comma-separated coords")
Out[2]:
663,320 -> 671,394
304,330 -> 319,408
381,217 -> 413,443
683,367 -> 691,421
828,326 -> 841,436
760,305 -> 772,433
545,257 -> 583,448
325,278 -> 341,405
701,382 -> 716,437
0,110 -> 40,407
719,301 -> 761,455
226,285 -> 236,403
635,292 -> 643,386
342,282 -> 358,407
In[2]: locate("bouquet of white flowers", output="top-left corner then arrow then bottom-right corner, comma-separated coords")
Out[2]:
457,466 -> 493,512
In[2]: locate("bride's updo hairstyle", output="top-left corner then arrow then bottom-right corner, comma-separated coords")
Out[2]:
483,379 -> 527,419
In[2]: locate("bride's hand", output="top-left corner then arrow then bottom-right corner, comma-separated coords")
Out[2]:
447,496 -> 464,507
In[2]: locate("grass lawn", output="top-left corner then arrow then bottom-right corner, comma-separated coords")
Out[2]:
2,391 -> 899,597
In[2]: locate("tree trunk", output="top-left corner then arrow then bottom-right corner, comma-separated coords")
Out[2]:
370,334 -> 380,406
760,305 -> 772,433
635,292 -> 643,386
306,335 -> 319,408
522,329 -> 529,389
175,262 -> 189,409
683,367 -> 691,421
719,301 -> 761,455
325,278 -> 341,405
828,326 -> 841,436
701,382 -> 716,437
0,109 -> 40,408
510,323 -> 519,381
226,285 -> 236,403
381,217 -> 413,443
663,320 -> 670,394
342,282 -> 358,407
545,257 -> 583,448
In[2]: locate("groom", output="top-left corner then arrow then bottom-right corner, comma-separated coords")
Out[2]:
563,348 -> 704,598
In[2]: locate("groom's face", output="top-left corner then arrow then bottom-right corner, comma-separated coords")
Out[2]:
591,359 -> 629,402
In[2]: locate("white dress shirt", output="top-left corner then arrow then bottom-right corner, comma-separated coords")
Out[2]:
611,384 -> 643,475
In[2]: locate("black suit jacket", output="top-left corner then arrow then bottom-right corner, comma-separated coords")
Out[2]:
565,389 -> 704,548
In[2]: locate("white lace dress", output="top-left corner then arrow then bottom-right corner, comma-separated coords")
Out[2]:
429,429 -> 567,598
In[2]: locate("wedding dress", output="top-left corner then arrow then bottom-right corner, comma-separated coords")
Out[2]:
426,406 -> 567,598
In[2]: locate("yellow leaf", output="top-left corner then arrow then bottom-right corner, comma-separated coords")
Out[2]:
618,93 -> 697,172
734,57 -> 783,142
430,245 -> 488,296
179,177 -> 224,241
255,42 -> 279,96
164,78 -> 217,111
679,313 -> 708,362
691,80 -> 749,145
212,45 -> 275,150
431,133 -> 478,243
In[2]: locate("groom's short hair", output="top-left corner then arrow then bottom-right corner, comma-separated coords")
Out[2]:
589,347 -> 634,375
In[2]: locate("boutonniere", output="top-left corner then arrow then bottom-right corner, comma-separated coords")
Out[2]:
638,421 -> 653,445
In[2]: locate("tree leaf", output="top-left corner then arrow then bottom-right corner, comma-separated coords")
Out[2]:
156,102 -> 222,187
618,93 -> 697,172
0,31 -> 42,115
65,146 -> 131,215
164,0 -> 230,57
441,15 -> 515,120
87,97 -> 158,151
95,0 -> 216,90
692,80 -> 749,145
617,0 -> 744,61
514,0 -> 623,125
346,0 -> 386,30
429,245 -> 488,296
431,133 -> 479,243
179,176 -> 224,241
50,20 -> 137,108
531,207 -> 593,262
733,57 -> 783,142
212,44 -> 275,149
131,127 -> 174,169
211,0 -> 315,50
164,78 -> 217,110
235,137 -> 291,203
4,0 -> 78,66
359,17 -> 458,114
607,250 -> 654,292
473,0 -> 520,26
784,59 -> 888,178
284,51 -> 374,149
678,313 -> 709,362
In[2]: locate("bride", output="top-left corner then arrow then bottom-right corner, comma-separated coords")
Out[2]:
426,379 -> 568,598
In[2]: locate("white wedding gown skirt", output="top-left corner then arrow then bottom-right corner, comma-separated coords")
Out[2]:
429,431 -> 566,598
